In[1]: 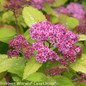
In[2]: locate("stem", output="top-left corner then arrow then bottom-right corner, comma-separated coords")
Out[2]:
47,41 -> 51,48
14,10 -> 19,34
43,42 -> 45,45
19,47 -> 24,56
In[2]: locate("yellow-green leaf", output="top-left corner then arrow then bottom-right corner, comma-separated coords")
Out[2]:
0,28 -> 17,44
0,55 -> 27,77
8,57 -> 27,77
70,54 -> 86,74
23,57 -> 42,79
67,17 -> 79,28
23,6 -> 47,27
79,35 -> 86,41
54,75 -> 74,86
52,0 -> 68,7
44,3 -> 58,17
26,72 -> 46,82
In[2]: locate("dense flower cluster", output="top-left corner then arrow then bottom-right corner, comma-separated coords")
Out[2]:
4,0 -> 29,11
30,21 -> 82,66
30,0 -> 44,9
9,35 -> 29,50
7,35 -> 59,63
73,72 -> 86,83
32,42 -> 59,63
44,67 -> 66,76
7,35 -> 29,58
76,25 -> 86,34
24,47 -> 35,60
7,21 -> 82,65
7,49 -> 20,58
30,0 -> 55,9
30,21 -> 52,42
55,3 -> 86,20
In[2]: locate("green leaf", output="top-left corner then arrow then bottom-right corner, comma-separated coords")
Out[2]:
26,72 -> 56,86
53,75 -> 74,86
46,76 -> 56,83
50,15 -> 58,24
11,74 -> 22,83
23,30 -> 36,44
82,1 -> 86,10
23,6 -> 46,27
27,36 -> 36,44
58,14 -> 69,29
8,57 -> 27,77
23,57 -> 42,80
76,82 -> 86,86
0,78 -> 6,86
0,42 -> 9,54
2,11 -> 15,24
38,60 -> 58,73
23,29 -> 30,37
26,72 -> 46,82
0,72 -> 7,80
0,0 -> 5,4
52,0 -> 68,7
70,54 -> 86,74
0,55 -> 12,73
79,35 -> 86,41
0,54 -> 8,63
67,17 -> 79,28
0,28 -> 17,44
58,14 -> 79,30
44,3 -> 58,17
0,55 -> 27,77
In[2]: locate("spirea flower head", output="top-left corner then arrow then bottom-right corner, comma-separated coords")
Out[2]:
7,49 -> 20,58
8,35 -> 29,58
53,28 -> 80,66
4,0 -> 29,11
44,67 -> 66,76
55,3 -> 86,20
24,47 -> 35,60
30,21 -> 81,66
76,25 -> 86,34
73,72 -> 86,83
67,3 -> 84,14
30,0 -> 44,9
30,21 -> 52,42
8,35 -> 59,63
9,35 -> 29,50
32,42 -> 59,63
30,0 -> 55,9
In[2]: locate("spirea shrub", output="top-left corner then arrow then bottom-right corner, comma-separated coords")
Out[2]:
1,0 -> 86,85
7,21 -> 82,67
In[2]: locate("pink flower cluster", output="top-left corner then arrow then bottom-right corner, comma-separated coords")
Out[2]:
7,35 -> 29,58
4,0 -> 29,11
73,72 -> 86,83
9,35 -> 29,50
24,47 -> 35,60
30,21 -> 52,42
44,67 -> 66,76
32,42 -> 59,63
55,3 -> 86,20
30,21 -> 82,66
30,0 -> 44,9
30,0 -> 55,9
76,25 -> 86,34
7,35 -> 59,63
